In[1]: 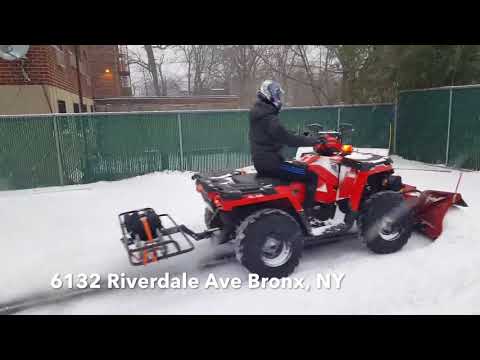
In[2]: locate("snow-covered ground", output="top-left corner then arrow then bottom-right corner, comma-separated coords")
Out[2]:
1,149 -> 479,314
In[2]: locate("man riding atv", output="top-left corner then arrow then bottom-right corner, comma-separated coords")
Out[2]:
118,81 -> 467,278
249,80 -> 340,217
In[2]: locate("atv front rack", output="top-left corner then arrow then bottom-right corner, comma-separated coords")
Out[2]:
119,208 -> 219,266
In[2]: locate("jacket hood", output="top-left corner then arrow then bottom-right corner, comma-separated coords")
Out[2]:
251,99 -> 279,120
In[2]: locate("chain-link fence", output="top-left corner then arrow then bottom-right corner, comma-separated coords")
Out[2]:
395,84 -> 480,170
0,104 -> 394,190
5,83 -> 480,192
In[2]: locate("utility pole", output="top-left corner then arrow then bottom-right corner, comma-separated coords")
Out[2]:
74,45 -> 89,182
74,45 -> 84,112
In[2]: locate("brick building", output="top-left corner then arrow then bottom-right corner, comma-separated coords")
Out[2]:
86,45 -> 132,98
0,45 -> 132,115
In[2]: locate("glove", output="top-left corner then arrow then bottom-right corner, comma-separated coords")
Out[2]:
313,143 -> 325,153
313,136 -> 327,152
314,135 -> 342,155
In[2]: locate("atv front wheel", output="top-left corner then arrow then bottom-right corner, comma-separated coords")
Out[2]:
360,191 -> 413,254
234,209 -> 303,279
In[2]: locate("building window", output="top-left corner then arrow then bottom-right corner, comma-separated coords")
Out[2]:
57,100 -> 67,113
120,76 -> 130,88
73,103 -> 80,113
81,104 -> 87,113
90,105 -> 94,113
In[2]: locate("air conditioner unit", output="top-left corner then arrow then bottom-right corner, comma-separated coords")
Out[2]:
55,48 -> 66,67
79,61 -> 87,75
69,51 -> 77,68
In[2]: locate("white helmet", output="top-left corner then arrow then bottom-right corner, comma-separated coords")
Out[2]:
257,80 -> 285,110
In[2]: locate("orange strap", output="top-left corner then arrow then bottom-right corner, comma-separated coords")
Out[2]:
141,217 -> 157,265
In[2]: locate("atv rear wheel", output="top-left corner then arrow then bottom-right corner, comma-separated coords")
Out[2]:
360,191 -> 413,254
234,209 -> 303,279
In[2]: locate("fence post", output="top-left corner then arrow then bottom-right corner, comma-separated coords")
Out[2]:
177,113 -> 184,170
81,116 -> 90,183
445,87 -> 453,165
393,95 -> 398,154
337,107 -> 341,130
52,114 -> 65,186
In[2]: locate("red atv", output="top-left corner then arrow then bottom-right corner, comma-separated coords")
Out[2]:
118,124 -> 467,278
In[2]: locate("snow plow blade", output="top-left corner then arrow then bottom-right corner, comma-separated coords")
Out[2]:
402,185 -> 467,240
119,208 -> 218,266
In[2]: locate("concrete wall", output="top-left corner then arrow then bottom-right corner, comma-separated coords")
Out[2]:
0,84 -> 94,115
94,96 -> 241,112
46,85 -> 94,113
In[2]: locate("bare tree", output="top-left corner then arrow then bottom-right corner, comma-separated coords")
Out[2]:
152,45 -> 169,96
325,45 -> 373,103
192,45 -> 224,94
129,45 -> 170,96
261,45 -> 300,104
252,45 -> 340,105
164,45 -> 341,105
130,65 -> 151,96
144,45 -> 161,95
174,45 -> 223,95
129,45 -> 343,105
227,45 -> 267,105
307,45 -> 342,104
175,45 -> 194,95
291,45 -> 329,104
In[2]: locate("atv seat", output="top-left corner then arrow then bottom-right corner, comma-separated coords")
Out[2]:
231,173 -> 292,187
342,153 -> 393,171
193,172 -> 293,201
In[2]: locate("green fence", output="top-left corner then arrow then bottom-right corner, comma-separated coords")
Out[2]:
396,84 -> 480,169
0,104 -> 394,191
6,83 -> 480,192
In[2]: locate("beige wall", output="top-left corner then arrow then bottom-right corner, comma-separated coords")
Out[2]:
45,86 -> 94,113
0,85 -> 94,115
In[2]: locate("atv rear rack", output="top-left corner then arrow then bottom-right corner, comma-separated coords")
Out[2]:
119,208 -> 219,266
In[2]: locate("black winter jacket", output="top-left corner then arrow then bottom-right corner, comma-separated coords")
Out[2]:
249,99 -> 318,173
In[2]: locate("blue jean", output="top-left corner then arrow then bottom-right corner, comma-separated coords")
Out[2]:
257,161 -> 318,212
